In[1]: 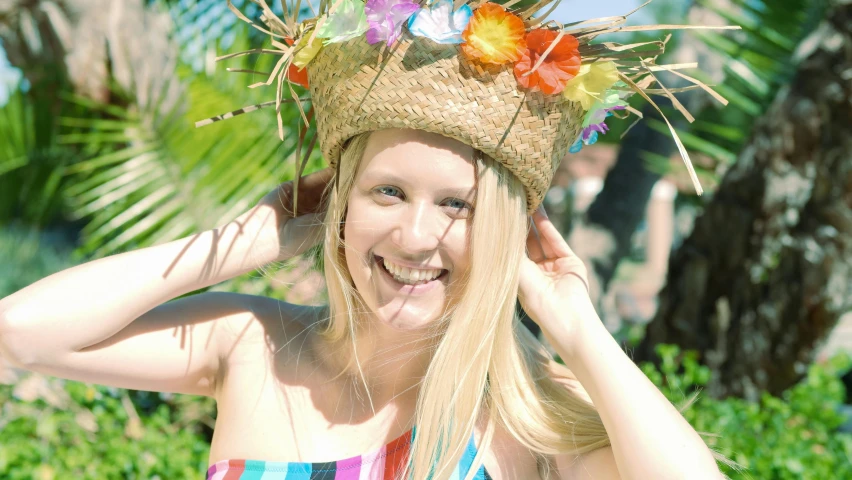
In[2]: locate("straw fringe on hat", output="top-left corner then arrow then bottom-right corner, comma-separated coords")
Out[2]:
308,34 -> 585,212
197,0 -> 740,214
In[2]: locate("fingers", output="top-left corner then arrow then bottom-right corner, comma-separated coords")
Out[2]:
289,167 -> 335,216
531,206 -> 573,259
526,217 -> 547,262
300,166 -> 335,188
280,211 -> 326,259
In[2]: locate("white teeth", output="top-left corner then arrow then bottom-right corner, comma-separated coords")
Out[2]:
381,257 -> 443,284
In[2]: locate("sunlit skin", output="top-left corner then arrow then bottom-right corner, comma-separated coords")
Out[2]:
313,128 -> 477,406
345,128 -> 476,331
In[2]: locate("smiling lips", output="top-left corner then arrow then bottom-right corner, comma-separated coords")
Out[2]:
375,256 -> 448,286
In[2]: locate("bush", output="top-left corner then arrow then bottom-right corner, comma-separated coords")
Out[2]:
640,344 -> 852,480
0,379 -> 214,479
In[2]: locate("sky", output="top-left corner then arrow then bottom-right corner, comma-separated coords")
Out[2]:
547,0 -> 644,24
0,0 -> 644,106
0,40 -> 21,105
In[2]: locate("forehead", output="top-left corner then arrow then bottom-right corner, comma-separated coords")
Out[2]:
357,129 -> 477,191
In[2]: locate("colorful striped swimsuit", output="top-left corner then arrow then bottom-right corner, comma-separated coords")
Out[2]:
206,428 -> 493,480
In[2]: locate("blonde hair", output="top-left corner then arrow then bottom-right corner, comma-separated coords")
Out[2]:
314,130 -> 731,479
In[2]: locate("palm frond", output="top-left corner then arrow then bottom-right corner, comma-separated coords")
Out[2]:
60,19 -> 321,257
0,84 -> 32,176
0,83 -> 76,226
662,0 -> 830,183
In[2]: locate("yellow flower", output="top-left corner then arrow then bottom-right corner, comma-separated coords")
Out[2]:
562,61 -> 619,110
292,32 -> 323,69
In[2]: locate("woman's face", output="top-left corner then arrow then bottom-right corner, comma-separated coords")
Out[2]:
344,128 -> 476,330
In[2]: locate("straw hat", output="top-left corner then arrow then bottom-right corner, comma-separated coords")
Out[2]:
198,0 -> 737,214
308,33 -> 584,212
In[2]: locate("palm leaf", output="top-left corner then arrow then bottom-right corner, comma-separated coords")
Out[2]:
0,85 -> 31,176
59,18 -> 321,257
656,0 -> 831,182
0,82 -> 77,225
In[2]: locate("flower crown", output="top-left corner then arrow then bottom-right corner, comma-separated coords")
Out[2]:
199,0 -> 739,209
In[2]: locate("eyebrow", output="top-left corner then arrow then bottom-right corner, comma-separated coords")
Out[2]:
363,171 -> 477,199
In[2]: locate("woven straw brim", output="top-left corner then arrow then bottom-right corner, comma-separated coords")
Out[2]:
306,31 -> 585,214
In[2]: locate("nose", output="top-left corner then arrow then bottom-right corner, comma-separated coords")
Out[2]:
391,201 -> 443,255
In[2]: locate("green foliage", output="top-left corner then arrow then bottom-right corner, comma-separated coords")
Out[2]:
632,0 -> 831,188
0,223 -> 78,298
0,84 -> 79,226
0,379 -> 214,479
0,0 -> 325,259
640,344 -> 852,480
58,29 -> 323,258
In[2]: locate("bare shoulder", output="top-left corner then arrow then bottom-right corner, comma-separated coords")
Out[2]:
553,446 -> 619,480
216,295 -> 324,349
547,366 -> 619,479
474,414 -> 544,479
474,416 -> 617,480
214,295 -> 325,371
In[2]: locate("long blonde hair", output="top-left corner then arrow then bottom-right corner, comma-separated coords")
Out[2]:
314,130 -> 730,479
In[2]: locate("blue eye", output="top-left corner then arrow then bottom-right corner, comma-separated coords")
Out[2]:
374,186 -> 471,215
446,198 -> 470,211
377,186 -> 401,197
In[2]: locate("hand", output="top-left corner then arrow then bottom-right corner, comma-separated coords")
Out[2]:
518,205 -> 597,357
249,167 -> 334,262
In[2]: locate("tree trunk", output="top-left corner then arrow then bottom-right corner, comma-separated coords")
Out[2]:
635,0 -> 852,401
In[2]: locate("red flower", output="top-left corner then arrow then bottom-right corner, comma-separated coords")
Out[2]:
286,64 -> 309,88
513,29 -> 581,95
284,36 -> 310,88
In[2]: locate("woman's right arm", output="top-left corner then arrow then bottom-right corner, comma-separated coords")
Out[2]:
0,208 -> 283,397
0,168 -> 332,397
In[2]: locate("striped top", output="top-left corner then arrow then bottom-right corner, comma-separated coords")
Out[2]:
206,428 -> 493,480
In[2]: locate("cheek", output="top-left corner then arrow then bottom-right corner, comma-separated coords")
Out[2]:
342,207 -> 385,278
450,225 -> 472,271
343,207 -> 383,253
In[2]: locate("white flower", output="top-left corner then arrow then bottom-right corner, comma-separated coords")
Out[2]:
407,0 -> 472,44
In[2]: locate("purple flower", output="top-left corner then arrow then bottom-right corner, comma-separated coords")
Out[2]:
365,0 -> 420,47
570,104 -> 626,153
583,105 -> 625,140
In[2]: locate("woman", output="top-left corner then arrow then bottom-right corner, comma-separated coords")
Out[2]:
0,0 -> 735,477
0,127 -> 726,479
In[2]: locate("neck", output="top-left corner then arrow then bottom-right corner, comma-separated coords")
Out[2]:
313,311 -> 442,412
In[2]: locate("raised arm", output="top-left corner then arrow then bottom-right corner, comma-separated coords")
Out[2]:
0,211 -> 281,396
520,207 -> 722,479
0,167 -> 332,396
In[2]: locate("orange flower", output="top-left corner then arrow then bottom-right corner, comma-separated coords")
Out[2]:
513,29 -> 581,95
461,2 -> 526,65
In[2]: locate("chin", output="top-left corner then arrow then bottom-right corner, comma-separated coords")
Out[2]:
370,302 -> 446,332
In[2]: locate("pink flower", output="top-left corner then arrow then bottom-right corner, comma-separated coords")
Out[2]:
365,0 -> 420,47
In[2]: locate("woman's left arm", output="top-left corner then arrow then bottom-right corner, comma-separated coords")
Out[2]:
548,301 -> 721,480
519,206 -> 721,480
